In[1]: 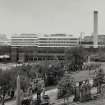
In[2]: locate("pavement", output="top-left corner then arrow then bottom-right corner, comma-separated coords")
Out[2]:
5,100 -> 16,105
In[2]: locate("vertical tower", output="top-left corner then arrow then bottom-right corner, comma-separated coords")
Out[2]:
93,10 -> 98,48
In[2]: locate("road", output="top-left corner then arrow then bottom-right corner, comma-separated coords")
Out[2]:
5,88 -> 58,105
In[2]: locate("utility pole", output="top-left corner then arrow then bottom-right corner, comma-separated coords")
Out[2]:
16,75 -> 21,105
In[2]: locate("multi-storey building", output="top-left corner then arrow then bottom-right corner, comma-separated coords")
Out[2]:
98,35 -> 105,46
11,33 -> 38,46
38,34 -> 79,48
11,33 -> 39,62
82,35 -> 105,48
10,33 -> 80,62
11,33 -> 79,48
2,32 -> 105,62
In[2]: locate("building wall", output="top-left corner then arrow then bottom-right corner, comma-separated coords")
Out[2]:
9,33 -> 105,62
38,34 -> 79,47
82,35 -> 105,48
10,34 -> 80,62
11,33 -> 38,46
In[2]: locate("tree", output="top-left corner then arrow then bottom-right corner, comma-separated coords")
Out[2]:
65,47 -> 87,72
20,75 -> 30,92
17,64 -> 32,78
0,69 -> 16,105
0,64 -> 33,103
57,73 -> 75,100
29,62 -> 64,87
94,68 -> 105,93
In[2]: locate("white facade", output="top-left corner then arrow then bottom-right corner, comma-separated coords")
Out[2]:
11,33 -> 38,46
11,34 -> 79,48
38,34 -> 79,47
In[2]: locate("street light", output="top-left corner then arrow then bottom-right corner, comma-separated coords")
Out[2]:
16,75 -> 21,105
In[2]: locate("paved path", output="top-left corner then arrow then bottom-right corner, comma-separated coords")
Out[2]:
5,100 -> 16,105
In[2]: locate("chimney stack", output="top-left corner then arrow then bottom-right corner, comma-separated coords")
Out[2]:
93,10 -> 98,48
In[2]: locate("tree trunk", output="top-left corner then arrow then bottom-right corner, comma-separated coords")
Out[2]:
66,97 -> 69,105
64,97 -> 66,104
97,82 -> 101,94
2,95 -> 5,105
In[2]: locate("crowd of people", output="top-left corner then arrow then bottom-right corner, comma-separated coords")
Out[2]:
74,80 -> 92,102
82,62 -> 101,71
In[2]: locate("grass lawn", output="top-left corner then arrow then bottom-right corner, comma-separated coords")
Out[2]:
71,62 -> 105,82
45,85 -> 56,91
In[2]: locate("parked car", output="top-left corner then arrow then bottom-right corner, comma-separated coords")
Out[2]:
21,96 -> 31,105
41,95 -> 50,104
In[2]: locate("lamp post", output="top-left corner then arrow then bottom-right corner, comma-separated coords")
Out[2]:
16,75 -> 21,105
88,56 -> 91,75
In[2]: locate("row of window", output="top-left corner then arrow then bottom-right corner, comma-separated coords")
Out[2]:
11,42 -> 78,45
39,41 -> 78,43
39,38 -> 78,40
12,39 -> 37,41
38,44 -> 77,46
12,39 -> 78,42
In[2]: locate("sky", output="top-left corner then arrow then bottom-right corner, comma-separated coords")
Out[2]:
0,0 -> 105,37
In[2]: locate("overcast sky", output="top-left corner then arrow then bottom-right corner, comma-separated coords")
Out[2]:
0,0 -> 105,37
